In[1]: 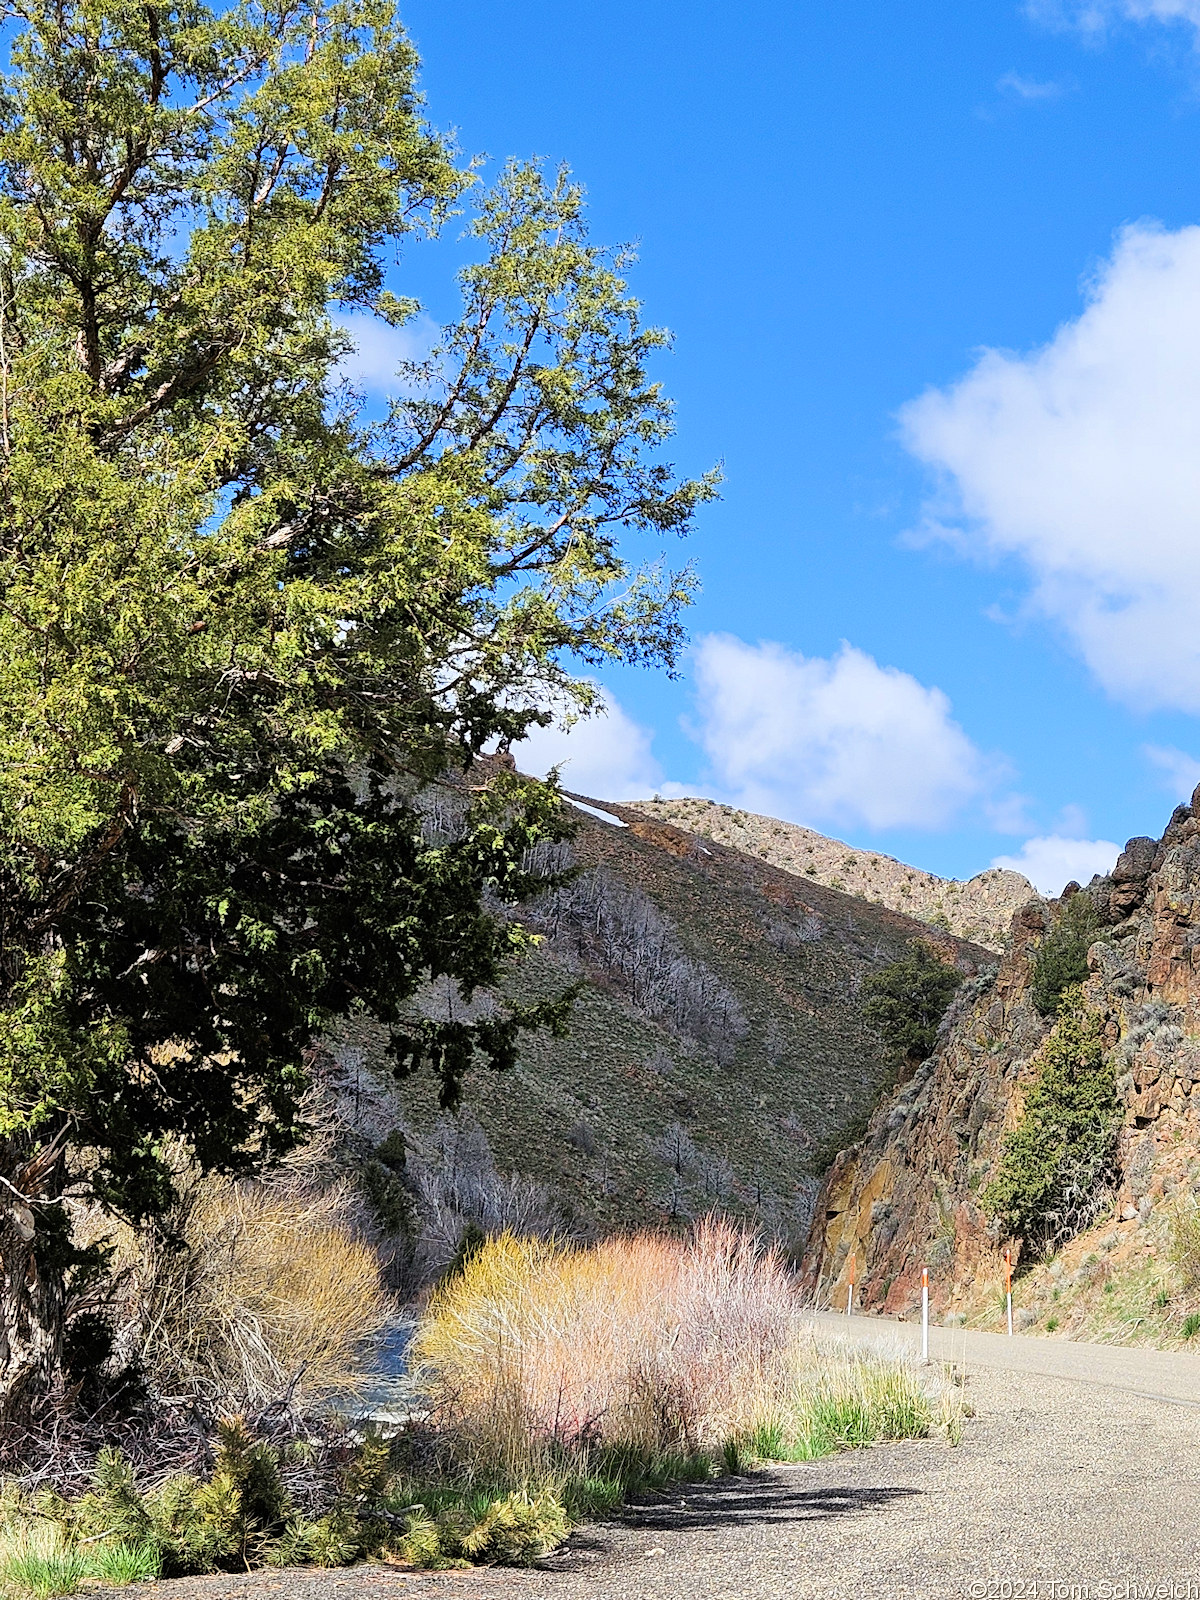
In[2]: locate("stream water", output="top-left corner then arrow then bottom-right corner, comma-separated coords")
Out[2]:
341,1318 -> 420,1424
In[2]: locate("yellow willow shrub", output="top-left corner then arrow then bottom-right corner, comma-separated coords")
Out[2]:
135,1177 -> 392,1410
410,1219 -> 798,1472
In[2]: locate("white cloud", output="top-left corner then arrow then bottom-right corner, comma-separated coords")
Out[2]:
511,691 -> 665,801
902,223 -> 1200,712
1144,742 -> 1200,798
992,834 -> 1120,895
984,791 -> 1036,834
1027,0 -> 1200,36
689,635 -> 988,830
333,312 -> 438,393
997,71 -> 1066,99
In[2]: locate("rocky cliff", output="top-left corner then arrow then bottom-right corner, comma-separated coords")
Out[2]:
629,797 -> 1032,951
801,790 -> 1200,1338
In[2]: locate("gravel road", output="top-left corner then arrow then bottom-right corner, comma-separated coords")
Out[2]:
811,1308 -> 1200,1405
121,1322 -> 1200,1600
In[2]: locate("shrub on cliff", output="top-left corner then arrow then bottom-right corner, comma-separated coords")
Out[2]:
862,942 -> 963,1065
981,990 -> 1119,1252
1031,895 -> 1102,1017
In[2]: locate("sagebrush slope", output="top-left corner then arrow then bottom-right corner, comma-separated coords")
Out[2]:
334,794 -> 993,1261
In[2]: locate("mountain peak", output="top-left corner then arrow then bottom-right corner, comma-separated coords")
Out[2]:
627,797 -> 1032,952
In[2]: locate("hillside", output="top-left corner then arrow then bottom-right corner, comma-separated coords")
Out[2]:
629,797 -> 1031,951
800,787 -> 1200,1345
328,791 -> 993,1266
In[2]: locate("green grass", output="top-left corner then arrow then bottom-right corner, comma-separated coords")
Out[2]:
1183,1312 -> 1200,1340
740,1356 -> 951,1465
84,1542 -> 161,1588
0,1543 -> 84,1600
747,1421 -> 786,1461
0,1525 -> 160,1600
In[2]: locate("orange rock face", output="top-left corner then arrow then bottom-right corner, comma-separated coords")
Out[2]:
800,793 -> 1200,1319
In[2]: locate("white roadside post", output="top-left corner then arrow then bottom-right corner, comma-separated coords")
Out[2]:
1005,1247 -> 1013,1337
847,1251 -> 856,1317
921,1266 -> 929,1362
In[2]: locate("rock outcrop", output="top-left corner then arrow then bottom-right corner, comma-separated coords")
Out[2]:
800,790 -> 1200,1323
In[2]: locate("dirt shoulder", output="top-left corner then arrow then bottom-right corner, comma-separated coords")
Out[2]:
114,1360 -> 1200,1600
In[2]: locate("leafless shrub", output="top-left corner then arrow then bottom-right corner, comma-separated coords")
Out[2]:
565,1119 -> 597,1156
763,910 -> 824,951
654,1174 -> 693,1221
302,1051 -> 574,1290
526,866 -> 748,1062
415,781 -> 469,846
521,838 -> 575,879
1034,1150 -> 1118,1256
413,1221 -> 801,1468
653,1121 -> 699,1176
787,1178 -> 821,1246
403,1112 -> 574,1280
694,1147 -> 736,1202
92,1172 -> 392,1414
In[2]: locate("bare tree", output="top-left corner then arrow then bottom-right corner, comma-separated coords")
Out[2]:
527,866 -> 749,1063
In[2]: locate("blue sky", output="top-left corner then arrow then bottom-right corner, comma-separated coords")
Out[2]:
357,0 -> 1200,892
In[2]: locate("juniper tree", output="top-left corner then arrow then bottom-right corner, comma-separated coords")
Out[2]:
862,941 -> 963,1065
0,0 -> 714,1421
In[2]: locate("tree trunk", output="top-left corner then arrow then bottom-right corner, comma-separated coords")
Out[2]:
0,1146 -> 64,1430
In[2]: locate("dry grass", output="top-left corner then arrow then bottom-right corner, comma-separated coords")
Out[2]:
1169,1196 -> 1200,1293
122,1175 -> 392,1411
411,1220 -> 949,1480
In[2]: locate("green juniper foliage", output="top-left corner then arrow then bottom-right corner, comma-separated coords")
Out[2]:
0,0 -> 716,1417
1030,894 -> 1102,1018
808,939 -> 962,1174
981,990 -> 1119,1251
862,941 -> 963,1065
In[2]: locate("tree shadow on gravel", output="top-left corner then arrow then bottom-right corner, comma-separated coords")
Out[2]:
539,1473 -> 922,1571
